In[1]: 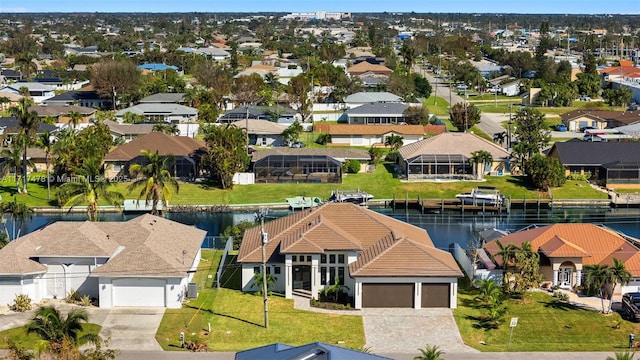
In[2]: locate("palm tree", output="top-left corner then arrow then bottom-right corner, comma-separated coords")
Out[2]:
67,110 -> 82,130
56,159 -> 124,221
9,97 -> 40,194
0,144 -> 26,194
251,272 -> 277,295
15,54 -> 37,81
152,123 -> 179,135
491,239 -> 519,269
127,149 -> 179,216
384,134 -> 404,151
584,264 -> 609,313
493,131 -> 507,147
321,277 -> 350,303
474,279 -> 503,307
0,196 -> 33,240
27,306 -> 97,351
37,131 -> 53,200
469,150 -> 493,180
414,344 -> 444,360
607,258 -> 632,313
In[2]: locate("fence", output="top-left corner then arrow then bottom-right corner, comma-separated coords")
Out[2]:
216,237 -> 234,290
449,243 -> 474,280
201,236 -> 230,249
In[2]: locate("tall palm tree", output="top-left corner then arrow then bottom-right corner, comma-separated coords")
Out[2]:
493,132 -> 507,147
9,97 -> 40,194
607,258 -> 632,313
491,239 -> 519,269
0,144 -> 26,194
0,196 -> 33,240
67,110 -> 82,130
384,134 -> 404,151
56,159 -> 124,221
37,131 -> 53,200
584,264 -> 609,313
469,150 -> 493,180
414,344 -> 444,360
127,149 -> 179,216
27,306 -> 97,350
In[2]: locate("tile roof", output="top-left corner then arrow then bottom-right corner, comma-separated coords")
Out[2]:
560,110 -> 640,125
104,120 -> 154,136
250,148 -> 371,162
317,123 -> 445,136
30,104 -> 96,117
398,132 -> 511,160
238,203 -> 462,278
0,214 -> 206,277
115,103 -> 197,116
103,132 -> 206,161
138,93 -> 186,103
484,223 -> 640,275
347,62 -> 393,75
230,119 -> 287,135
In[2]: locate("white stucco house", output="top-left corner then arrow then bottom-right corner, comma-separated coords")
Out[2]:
0,214 -> 206,308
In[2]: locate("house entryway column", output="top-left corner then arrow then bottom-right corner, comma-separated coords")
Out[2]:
553,269 -> 559,286
285,256 -> 292,299
311,255 -> 320,300
576,270 -> 582,286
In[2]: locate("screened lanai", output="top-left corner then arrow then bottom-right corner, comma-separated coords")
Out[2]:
253,154 -> 342,183
601,161 -> 640,188
403,154 -> 475,181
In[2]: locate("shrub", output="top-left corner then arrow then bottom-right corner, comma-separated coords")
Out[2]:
343,159 -> 361,174
10,294 -> 32,312
65,289 -> 81,304
385,150 -> 400,164
79,295 -> 93,307
315,132 -> 331,145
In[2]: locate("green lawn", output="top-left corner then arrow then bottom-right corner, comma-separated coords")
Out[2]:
0,323 -> 101,350
2,166 -> 609,209
454,289 -> 640,352
155,250 -> 365,352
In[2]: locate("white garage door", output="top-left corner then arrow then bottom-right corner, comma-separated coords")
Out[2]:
112,278 -> 165,307
0,278 -> 22,306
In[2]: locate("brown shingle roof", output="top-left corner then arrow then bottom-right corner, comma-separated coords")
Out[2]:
238,203 -> 463,278
347,62 -> 393,75
484,224 -> 640,275
398,132 -> 511,160
560,110 -> 640,126
30,104 -> 96,117
0,214 -> 207,277
103,132 -> 206,161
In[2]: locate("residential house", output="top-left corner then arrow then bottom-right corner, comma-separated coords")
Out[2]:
235,342 -> 392,360
2,82 -> 55,103
560,110 -> 640,131
138,92 -> 187,105
176,46 -> 230,61
0,91 -> 23,110
115,103 -> 198,124
314,123 -> 445,147
0,117 -> 58,147
546,141 -> 640,189
500,80 -> 521,96
230,119 -> 288,147
218,106 -> 297,124
343,102 -> 410,124
251,148 -> 370,183
482,223 -> 640,295
238,203 -> 462,308
346,62 -> 393,77
0,146 -> 52,173
398,132 -> 511,181
0,214 -> 206,308
42,90 -> 112,110
104,120 -> 154,143
344,91 -> 402,107
30,104 -> 96,127
103,132 -> 206,179
137,63 -> 180,72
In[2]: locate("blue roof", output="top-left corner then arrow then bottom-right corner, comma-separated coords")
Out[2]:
235,342 -> 393,360
137,63 -> 179,71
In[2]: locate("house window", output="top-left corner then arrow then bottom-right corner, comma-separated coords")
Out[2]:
113,163 -> 121,172
320,266 -> 327,285
338,267 -> 345,285
338,254 -> 345,264
320,254 -> 327,263
306,255 -> 312,262
253,266 -> 260,274
274,266 -> 281,275
329,267 -> 336,285
329,254 -> 336,264
291,255 -> 297,262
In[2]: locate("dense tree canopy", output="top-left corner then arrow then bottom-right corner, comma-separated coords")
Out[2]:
201,124 -> 249,189
90,60 -> 142,109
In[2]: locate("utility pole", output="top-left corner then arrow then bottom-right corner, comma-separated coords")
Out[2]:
245,105 -> 250,150
256,209 -> 269,329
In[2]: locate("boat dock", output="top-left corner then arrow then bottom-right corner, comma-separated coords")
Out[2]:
389,196 -> 560,214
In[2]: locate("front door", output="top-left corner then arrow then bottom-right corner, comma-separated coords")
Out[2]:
293,265 -> 311,291
559,267 -> 573,287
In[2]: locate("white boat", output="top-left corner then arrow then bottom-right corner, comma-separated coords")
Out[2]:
455,187 -> 504,206
286,196 -> 323,210
329,189 -> 374,204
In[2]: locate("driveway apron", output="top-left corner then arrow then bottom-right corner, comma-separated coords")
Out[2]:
362,308 -> 477,354
97,307 -> 165,351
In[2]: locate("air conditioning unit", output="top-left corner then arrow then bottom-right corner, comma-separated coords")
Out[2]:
187,282 -> 198,299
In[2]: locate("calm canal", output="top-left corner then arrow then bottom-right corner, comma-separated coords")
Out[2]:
14,206 -> 640,252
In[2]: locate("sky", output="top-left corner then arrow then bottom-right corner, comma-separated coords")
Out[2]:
1,0 -> 638,14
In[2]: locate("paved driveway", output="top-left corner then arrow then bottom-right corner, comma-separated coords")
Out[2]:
362,308 -> 477,354
94,307 -> 165,351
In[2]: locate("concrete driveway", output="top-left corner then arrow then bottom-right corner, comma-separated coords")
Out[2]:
362,308 -> 477,355
92,307 -> 165,351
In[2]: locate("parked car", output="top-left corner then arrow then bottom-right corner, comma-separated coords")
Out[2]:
456,84 -> 468,91
290,142 -> 306,148
622,292 -> 640,322
580,126 -> 596,132
578,95 -> 592,101
247,146 -> 256,154
556,124 -> 567,132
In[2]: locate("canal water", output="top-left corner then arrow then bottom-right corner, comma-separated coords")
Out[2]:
12,207 -> 640,252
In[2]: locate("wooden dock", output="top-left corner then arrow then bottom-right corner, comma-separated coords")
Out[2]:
389,197 -> 554,214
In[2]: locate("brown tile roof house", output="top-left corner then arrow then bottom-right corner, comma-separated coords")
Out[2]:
237,203 -> 462,308
560,110 -> 640,129
398,132 -> 511,180
0,214 -> 206,308
103,132 -> 206,178
347,62 -> 393,76
483,224 -> 640,294
29,104 -> 96,124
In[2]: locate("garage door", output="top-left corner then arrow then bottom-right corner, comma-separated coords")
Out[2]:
113,278 -> 165,307
0,278 -> 22,306
421,283 -> 450,308
362,283 -> 414,308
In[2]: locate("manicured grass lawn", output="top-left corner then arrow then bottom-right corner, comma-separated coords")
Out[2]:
155,250 -> 365,352
454,289 -> 640,352
0,323 -> 101,350
423,96 -> 451,117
